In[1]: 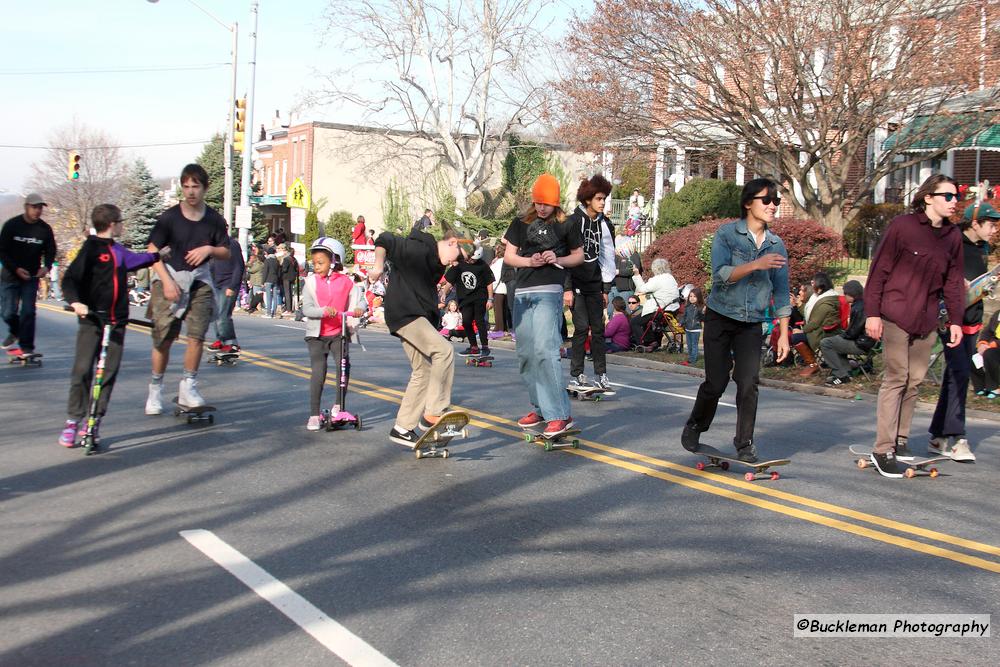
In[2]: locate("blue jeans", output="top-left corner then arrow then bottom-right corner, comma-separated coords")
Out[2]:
263,282 -> 280,317
2,278 -> 39,352
686,330 -> 701,364
213,286 -> 238,343
513,290 -> 570,421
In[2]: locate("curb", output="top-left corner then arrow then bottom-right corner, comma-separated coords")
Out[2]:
363,323 -> 1000,424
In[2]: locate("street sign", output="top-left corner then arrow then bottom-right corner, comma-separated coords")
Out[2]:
290,207 -> 306,235
286,177 -> 310,209
290,242 -> 306,268
235,205 -> 253,230
352,244 -> 376,270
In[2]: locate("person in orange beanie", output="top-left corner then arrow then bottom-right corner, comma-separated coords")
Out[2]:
503,173 -> 583,437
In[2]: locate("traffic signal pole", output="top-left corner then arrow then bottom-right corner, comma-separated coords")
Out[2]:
237,0 -> 259,258
223,22 -> 238,233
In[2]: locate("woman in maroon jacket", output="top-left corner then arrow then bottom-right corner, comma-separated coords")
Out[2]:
864,174 -> 965,478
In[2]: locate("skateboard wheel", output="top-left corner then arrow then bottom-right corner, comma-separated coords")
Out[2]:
595,396 -> 602,402
524,434 -> 532,442
544,441 -> 553,452
571,439 -> 579,448
355,416 -> 363,430
929,468 -> 939,478
770,472 -> 780,481
187,416 -> 194,424
857,458 -> 868,469
208,414 -> 215,425
174,409 -> 182,417
415,450 -> 423,459
695,461 -> 705,471
720,461 -> 730,471
744,472 -> 755,482
442,449 -> 450,459
904,468 -> 915,479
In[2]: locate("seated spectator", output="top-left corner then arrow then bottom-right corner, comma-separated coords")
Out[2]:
439,300 -> 465,340
820,280 -> 876,386
792,272 -> 842,376
604,297 -> 631,352
626,295 -> 642,318
629,258 -> 680,348
973,309 -> 1000,399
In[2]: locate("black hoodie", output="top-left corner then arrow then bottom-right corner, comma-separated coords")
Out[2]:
962,233 -> 990,327
375,229 -> 446,334
565,206 -> 615,294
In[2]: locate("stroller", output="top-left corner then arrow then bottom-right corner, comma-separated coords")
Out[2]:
633,295 -> 685,354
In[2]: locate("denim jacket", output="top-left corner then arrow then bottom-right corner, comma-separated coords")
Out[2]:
706,219 -> 791,323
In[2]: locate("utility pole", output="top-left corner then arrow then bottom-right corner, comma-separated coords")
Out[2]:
224,22 -> 238,232
237,0 -> 259,258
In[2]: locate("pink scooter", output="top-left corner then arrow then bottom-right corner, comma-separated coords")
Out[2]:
323,312 -> 362,431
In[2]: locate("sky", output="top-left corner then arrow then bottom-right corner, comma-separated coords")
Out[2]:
0,0 -> 589,196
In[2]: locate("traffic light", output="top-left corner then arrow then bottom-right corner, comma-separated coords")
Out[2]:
233,97 -> 246,153
67,151 -> 81,181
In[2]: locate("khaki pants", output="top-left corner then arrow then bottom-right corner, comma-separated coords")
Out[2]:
396,317 -> 455,430
874,320 -> 935,453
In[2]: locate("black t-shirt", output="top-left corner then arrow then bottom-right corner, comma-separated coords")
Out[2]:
148,205 -> 229,272
445,260 -> 494,306
503,216 -> 582,290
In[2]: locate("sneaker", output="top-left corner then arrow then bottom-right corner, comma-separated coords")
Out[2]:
681,423 -> 701,452
488,331 -> 504,340
458,346 -> 480,357
306,415 -> 322,431
870,451 -> 904,478
927,436 -> 949,457
736,443 -> 758,464
145,383 -> 164,415
518,411 -> 544,427
208,340 -> 223,350
1,334 -> 16,349
178,377 -> 206,408
894,436 -> 915,462
390,425 -> 420,448
419,414 -> 441,430
543,419 -> 574,436
595,373 -> 616,396
220,344 -> 240,354
570,373 -> 591,388
825,374 -> 851,386
679,360 -> 690,366
950,438 -> 976,463
479,347 -> 491,358
59,420 -> 79,448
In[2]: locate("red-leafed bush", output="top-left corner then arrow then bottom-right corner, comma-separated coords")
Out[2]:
642,216 -> 844,293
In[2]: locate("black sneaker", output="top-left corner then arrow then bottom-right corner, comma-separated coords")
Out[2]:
894,437 -> 915,462
479,347 -> 491,358
389,426 -> 420,448
681,423 -> 701,452
1,334 -> 16,349
458,346 -> 479,357
825,374 -> 850,386
736,443 -> 758,463
870,451 -> 904,478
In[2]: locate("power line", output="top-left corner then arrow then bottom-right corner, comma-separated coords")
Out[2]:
0,63 -> 230,76
0,140 -> 214,149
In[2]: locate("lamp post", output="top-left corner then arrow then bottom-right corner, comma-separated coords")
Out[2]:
146,0 -> 238,232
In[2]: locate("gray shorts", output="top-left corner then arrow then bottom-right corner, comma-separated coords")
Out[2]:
148,280 -> 214,348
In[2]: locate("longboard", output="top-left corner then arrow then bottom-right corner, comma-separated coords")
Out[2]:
413,410 -> 469,459
465,355 -> 494,367
848,445 -> 950,478
966,265 -> 1000,307
522,424 -> 582,451
172,398 -> 216,424
7,351 -> 42,366
566,385 -> 607,401
692,443 -> 789,481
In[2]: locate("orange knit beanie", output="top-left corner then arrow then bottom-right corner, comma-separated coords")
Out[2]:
531,173 -> 561,207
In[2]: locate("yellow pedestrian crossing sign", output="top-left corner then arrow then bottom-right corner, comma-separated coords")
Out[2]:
286,178 -> 310,209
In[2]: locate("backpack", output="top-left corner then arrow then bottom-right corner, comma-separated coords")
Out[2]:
824,295 -> 850,332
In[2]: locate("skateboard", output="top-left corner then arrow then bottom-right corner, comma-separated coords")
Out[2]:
849,446 -> 950,478
566,385 -> 607,401
522,424 -> 582,451
466,355 -> 494,367
208,351 -> 239,366
8,351 -> 42,366
966,265 -> 1000,307
412,410 -> 469,459
172,398 -> 216,425
692,444 -> 790,481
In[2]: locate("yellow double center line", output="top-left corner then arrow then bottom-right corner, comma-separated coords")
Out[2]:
42,304 -> 1000,574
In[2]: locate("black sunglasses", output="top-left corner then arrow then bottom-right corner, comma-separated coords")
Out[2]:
752,195 -> 781,206
930,192 -> 960,202
628,300 -> 639,304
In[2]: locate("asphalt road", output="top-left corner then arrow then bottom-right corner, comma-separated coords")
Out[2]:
2,303 -> 998,666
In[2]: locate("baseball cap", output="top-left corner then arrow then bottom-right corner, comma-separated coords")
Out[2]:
964,202 -> 1000,222
24,193 -> 46,206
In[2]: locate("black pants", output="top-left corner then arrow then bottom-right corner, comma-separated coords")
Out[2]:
570,291 -> 606,376
68,320 -> 126,420
461,301 -> 489,348
630,311 -> 659,347
971,347 -> 1000,393
929,333 -> 976,438
687,308 -> 763,449
281,279 -> 294,312
492,293 -> 510,332
307,335 -> 345,415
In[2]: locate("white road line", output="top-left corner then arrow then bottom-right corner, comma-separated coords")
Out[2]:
609,382 -> 737,408
180,529 -> 398,667
274,324 -> 306,330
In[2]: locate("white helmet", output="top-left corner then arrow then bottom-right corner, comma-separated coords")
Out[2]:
310,236 -> 346,264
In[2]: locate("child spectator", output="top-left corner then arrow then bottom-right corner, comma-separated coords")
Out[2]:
973,309 -> 1000,399
604,297 -> 631,352
439,300 -> 463,340
680,287 -> 705,365
300,237 -> 363,431
59,204 -> 162,449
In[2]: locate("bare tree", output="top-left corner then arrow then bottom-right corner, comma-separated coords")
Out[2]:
313,0 -> 558,212
29,123 -> 126,237
558,0 -> 1000,231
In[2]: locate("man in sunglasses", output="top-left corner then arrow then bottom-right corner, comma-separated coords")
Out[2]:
863,174 -> 965,478
0,193 -> 57,356
681,178 -> 790,463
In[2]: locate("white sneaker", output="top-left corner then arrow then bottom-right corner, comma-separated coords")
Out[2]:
306,415 -> 322,431
927,436 -> 951,457
145,383 -> 164,415
950,438 -> 977,462
178,377 -> 206,408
